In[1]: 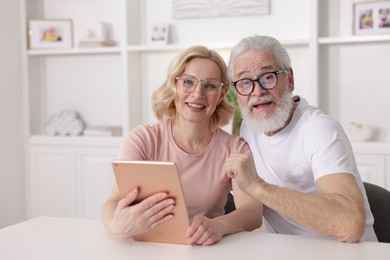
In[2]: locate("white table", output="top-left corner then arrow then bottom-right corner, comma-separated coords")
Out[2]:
0,216 -> 389,260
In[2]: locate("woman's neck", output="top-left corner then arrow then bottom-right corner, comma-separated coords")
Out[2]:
171,118 -> 214,154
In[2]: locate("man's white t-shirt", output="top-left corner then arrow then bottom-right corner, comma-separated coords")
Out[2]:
240,97 -> 377,241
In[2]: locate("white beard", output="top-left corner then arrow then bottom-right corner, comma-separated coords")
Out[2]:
239,89 -> 293,134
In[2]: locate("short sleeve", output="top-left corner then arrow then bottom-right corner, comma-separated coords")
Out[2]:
304,117 -> 356,180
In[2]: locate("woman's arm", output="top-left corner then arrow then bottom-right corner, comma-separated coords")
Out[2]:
185,180 -> 262,245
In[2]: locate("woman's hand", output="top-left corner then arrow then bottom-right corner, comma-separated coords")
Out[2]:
108,188 -> 176,238
186,215 -> 223,246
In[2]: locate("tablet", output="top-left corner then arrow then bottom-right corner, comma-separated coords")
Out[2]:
111,160 -> 190,244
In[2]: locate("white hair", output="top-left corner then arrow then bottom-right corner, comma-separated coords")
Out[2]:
227,35 -> 291,82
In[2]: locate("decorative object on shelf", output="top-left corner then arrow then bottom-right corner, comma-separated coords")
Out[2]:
45,110 -> 85,136
347,121 -> 376,142
28,19 -> 73,49
78,21 -> 115,48
83,126 -> 122,137
150,23 -> 169,45
172,0 -> 270,19
354,1 -> 390,35
78,38 -> 115,48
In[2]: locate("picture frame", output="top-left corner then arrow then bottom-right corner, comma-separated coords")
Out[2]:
150,23 -> 169,45
354,1 -> 390,35
28,19 -> 73,49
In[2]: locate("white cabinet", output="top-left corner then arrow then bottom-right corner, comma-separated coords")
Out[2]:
352,143 -> 390,190
21,0 -> 390,218
354,154 -> 386,187
29,145 -> 75,218
27,137 -> 121,219
75,147 -> 118,219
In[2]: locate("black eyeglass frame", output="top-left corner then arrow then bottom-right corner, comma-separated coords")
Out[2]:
231,69 -> 288,96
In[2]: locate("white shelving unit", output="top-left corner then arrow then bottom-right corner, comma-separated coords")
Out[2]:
20,0 -> 131,219
20,0 -> 390,219
315,0 -> 390,189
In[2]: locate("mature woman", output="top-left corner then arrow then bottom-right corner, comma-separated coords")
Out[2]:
101,46 -> 262,246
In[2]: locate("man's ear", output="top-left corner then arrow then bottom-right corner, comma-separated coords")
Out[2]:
288,68 -> 295,92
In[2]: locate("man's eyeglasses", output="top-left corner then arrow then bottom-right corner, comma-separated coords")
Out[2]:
175,75 -> 224,96
231,70 -> 287,96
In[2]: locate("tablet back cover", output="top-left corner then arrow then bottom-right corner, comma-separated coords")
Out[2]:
112,160 -> 190,244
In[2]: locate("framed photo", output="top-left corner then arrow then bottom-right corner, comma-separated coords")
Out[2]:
150,23 -> 169,45
28,19 -> 73,49
354,1 -> 390,35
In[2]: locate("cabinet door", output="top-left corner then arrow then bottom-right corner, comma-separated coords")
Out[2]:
28,146 -> 76,218
75,147 -> 118,219
355,154 -> 386,188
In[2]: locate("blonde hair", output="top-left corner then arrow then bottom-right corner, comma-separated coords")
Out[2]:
152,46 -> 234,131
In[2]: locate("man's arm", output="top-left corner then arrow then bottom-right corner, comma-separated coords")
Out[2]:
225,153 -> 366,243
248,172 -> 366,242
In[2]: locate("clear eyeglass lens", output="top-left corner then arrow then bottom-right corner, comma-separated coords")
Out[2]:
237,79 -> 253,94
178,76 -> 222,95
259,73 -> 277,89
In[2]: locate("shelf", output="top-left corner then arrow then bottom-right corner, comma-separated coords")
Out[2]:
318,35 -> 390,45
27,47 -> 122,56
29,135 -> 123,146
126,39 -> 310,52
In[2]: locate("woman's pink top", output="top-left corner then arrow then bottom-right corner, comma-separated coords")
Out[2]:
117,119 -> 251,220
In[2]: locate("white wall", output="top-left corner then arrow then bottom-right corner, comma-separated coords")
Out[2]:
143,0 -> 310,44
0,0 -> 25,226
140,0 -> 311,124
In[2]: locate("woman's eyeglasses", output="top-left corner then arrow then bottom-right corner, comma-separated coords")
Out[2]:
176,75 -> 224,96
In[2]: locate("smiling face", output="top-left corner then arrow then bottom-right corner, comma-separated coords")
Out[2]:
232,50 -> 295,134
174,57 -> 226,126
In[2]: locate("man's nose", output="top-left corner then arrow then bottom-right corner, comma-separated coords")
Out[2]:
251,81 -> 267,96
